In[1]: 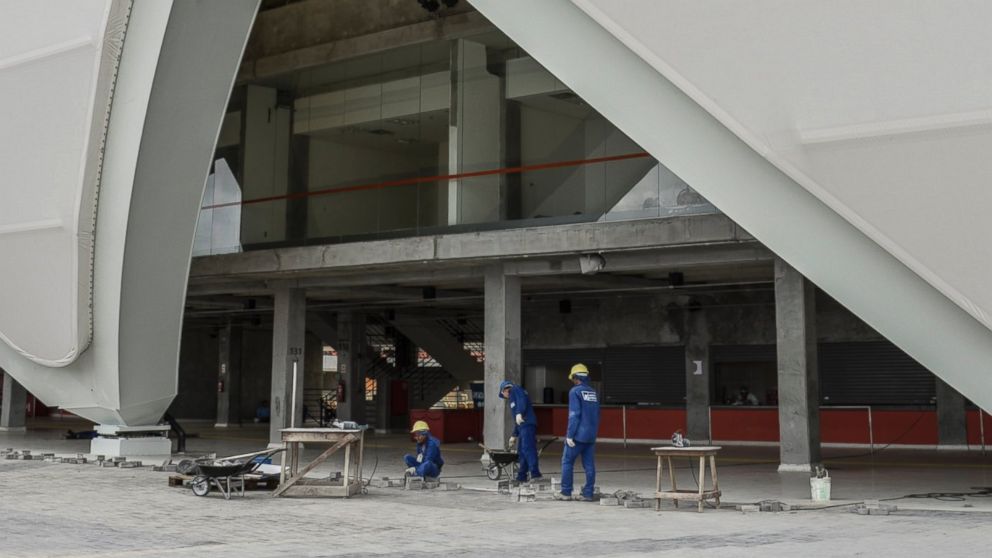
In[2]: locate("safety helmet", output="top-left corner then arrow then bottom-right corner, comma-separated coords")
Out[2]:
410,420 -> 430,434
498,380 -> 513,398
569,363 -> 590,380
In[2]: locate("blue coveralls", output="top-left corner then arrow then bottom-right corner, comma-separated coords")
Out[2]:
404,433 -> 444,478
560,378 -> 600,498
504,384 -> 542,481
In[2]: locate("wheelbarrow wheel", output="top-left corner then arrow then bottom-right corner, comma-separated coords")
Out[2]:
191,476 -> 210,497
486,464 -> 501,481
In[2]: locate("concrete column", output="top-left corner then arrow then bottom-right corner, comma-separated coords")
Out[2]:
936,378 -> 967,447
215,323 -> 242,428
684,304 -> 711,442
1,371 -> 27,433
269,288 -> 306,445
336,311 -> 367,423
241,86 -> 290,245
483,266 -> 521,449
774,258 -> 821,472
447,39 -> 504,225
375,377 -> 391,434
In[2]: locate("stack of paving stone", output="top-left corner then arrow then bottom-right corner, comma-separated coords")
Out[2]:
853,500 -> 898,516
403,476 -> 460,491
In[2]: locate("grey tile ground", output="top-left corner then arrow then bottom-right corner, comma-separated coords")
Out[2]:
2,422 -> 991,557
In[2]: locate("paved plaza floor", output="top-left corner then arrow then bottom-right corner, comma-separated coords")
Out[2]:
1,419 -> 990,557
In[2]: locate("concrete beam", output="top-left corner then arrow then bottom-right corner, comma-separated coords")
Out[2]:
190,215 -> 753,280
238,9 -> 492,84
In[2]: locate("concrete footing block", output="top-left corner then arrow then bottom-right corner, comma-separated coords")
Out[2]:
623,499 -> 651,509
737,504 -> 760,513
599,497 -> 620,506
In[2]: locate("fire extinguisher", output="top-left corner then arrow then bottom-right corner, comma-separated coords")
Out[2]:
337,380 -> 346,404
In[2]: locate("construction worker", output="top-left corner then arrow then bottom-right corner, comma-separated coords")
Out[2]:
557,363 -> 600,501
499,380 -> 542,482
404,420 -> 444,479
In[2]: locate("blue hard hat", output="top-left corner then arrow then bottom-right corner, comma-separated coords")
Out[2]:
498,380 -> 513,398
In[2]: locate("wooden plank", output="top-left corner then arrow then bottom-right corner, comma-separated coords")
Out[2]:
655,490 -> 722,500
273,434 -> 356,497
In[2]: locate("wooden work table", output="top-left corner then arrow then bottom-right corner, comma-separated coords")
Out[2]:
650,446 -> 722,512
274,428 -> 365,498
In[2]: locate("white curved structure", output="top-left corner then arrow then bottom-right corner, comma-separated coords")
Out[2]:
0,1 -> 258,425
472,0 -> 992,411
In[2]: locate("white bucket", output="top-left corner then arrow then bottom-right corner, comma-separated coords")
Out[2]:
810,477 -> 831,502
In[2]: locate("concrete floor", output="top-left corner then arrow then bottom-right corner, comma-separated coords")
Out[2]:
2,419 -> 991,557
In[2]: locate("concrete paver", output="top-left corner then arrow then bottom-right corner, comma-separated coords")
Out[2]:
2,422 -> 990,557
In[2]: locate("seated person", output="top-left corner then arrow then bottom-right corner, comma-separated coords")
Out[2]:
404,420 -> 444,479
732,386 -> 760,406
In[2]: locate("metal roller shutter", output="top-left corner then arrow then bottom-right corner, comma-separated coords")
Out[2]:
819,341 -> 936,406
523,346 -> 685,404
711,344 -> 776,363
603,346 -> 685,405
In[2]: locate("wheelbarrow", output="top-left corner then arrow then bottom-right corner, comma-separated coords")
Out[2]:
189,447 -> 284,500
479,437 -> 558,481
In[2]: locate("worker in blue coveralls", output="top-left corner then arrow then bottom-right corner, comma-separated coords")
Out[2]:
499,380 -> 543,482
404,420 -> 444,479
556,363 -> 601,501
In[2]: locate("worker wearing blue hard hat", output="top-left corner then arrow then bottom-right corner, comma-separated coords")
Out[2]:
556,363 -> 600,501
499,379 -> 542,482
404,420 -> 444,479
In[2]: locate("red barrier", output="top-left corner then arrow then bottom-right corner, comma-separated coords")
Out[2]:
966,410 -> 992,446
711,408 -> 780,442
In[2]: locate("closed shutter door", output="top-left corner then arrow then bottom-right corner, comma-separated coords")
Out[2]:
603,346 -> 685,405
819,341 -> 935,406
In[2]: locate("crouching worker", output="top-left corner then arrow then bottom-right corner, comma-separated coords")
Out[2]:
404,420 -> 444,479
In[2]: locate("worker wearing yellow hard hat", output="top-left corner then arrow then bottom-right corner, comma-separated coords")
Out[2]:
556,363 -> 600,501
404,420 -> 444,478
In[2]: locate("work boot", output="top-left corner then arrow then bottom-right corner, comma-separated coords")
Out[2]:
573,494 -> 595,502
553,492 -> 572,501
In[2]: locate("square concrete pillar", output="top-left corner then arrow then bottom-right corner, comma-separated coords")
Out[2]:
936,378 -> 967,447
1,371 -> 27,433
684,305 -> 711,442
215,323 -> 242,427
336,311 -> 367,423
774,258 -> 821,472
375,376 -> 391,434
269,288 -> 306,445
484,266 -> 521,449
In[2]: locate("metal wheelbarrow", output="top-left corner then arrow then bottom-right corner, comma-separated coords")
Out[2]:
189,447 -> 284,500
479,437 -> 558,481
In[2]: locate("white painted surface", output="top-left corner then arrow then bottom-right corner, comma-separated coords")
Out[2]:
0,0 -> 123,365
471,0 -> 992,412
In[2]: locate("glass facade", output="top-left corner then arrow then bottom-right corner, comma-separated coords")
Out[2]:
193,31 -> 718,255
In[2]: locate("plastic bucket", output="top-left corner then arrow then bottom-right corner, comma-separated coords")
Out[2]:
810,477 -> 831,502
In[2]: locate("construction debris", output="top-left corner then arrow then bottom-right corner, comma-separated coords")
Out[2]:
853,501 -> 898,516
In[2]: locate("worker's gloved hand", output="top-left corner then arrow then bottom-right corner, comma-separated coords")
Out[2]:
565,438 -> 576,448
405,467 -> 416,476
416,453 -> 423,463
508,436 -> 517,448
515,413 -> 524,425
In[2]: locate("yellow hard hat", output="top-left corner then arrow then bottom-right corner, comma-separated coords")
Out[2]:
569,363 -> 589,380
410,420 -> 430,433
